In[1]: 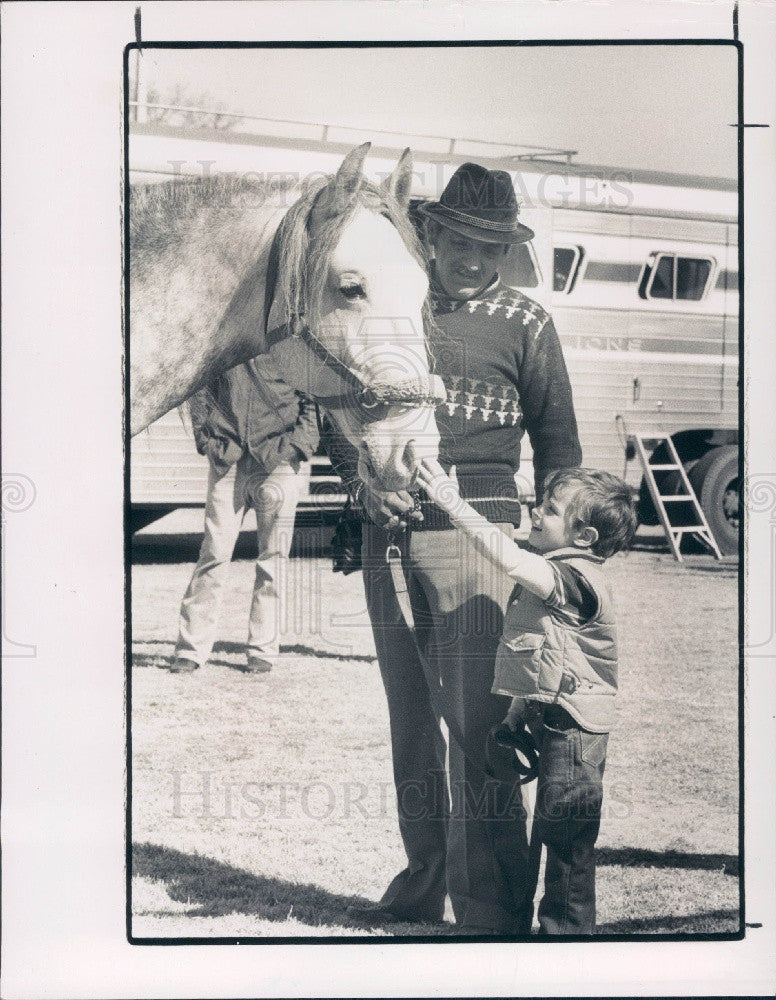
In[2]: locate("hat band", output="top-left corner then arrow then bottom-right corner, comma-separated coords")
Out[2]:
435,204 -> 518,233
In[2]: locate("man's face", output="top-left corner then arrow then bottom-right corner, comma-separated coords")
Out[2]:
431,225 -> 509,300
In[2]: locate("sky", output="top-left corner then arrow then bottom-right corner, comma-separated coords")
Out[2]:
136,44 -> 738,179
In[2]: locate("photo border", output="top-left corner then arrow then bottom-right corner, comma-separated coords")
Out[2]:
123,37 -> 746,947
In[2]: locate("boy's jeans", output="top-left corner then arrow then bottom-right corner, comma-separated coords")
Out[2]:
530,704 -> 608,935
175,455 -> 305,666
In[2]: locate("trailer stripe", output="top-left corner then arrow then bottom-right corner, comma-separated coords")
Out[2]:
562,348 -> 738,366
558,335 -> 736,356
582,261 -> 644,282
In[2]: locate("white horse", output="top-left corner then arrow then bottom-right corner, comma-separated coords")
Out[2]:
129,144 -> 444,491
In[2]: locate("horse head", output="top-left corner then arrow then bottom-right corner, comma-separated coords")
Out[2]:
266,144 -> 443,494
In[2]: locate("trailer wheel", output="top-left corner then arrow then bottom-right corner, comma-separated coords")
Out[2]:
637,480 -> 659,525
688,445 -> 739,555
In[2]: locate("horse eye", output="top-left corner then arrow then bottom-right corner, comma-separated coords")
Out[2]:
340,284 -> 365,301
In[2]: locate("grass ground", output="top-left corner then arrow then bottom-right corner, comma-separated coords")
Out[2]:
130,524 -> 739,938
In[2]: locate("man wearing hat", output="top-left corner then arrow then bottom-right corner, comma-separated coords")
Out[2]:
329,162 -> 582,934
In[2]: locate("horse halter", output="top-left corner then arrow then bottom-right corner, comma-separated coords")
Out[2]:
262,216 -> 446,419
266,319 -> 447,418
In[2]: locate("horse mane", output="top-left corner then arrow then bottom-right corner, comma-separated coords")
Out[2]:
130,169 -> 437,351
129,173 -> 299,256
273,176 -> 437,350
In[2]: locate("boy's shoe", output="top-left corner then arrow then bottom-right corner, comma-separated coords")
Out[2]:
244,656 -> 273,674
169,657 -> 199,674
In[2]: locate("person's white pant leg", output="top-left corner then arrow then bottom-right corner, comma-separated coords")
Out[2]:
174,460 -> 246,665
245,461 -> 307,662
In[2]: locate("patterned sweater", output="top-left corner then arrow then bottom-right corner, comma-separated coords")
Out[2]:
324,272 -> 581,525
429,275 -> 581,490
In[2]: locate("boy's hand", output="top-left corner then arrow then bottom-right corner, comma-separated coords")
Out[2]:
503,696 -> 528,732
417,458 -> 464,516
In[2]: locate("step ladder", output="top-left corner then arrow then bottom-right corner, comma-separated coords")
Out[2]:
633,434 -> 723,563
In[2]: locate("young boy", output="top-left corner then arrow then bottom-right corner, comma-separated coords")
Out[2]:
416,458 -> 637,935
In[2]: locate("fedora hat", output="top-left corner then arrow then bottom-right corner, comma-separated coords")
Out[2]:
420,162 -> 534,245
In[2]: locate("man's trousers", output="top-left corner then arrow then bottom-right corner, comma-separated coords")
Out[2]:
175,455 -> 305,666
362,522 -> 533,932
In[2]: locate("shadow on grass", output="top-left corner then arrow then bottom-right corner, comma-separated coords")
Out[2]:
132,650 -> 175,670
676,560 -> 739,575
277,643 -> 376,664
133,840 -> 740,938
130,639 -> 376,669
598,907 -> 740,934
597,846 -> 739,877
131,525 -> 334,564
631,533 -> 671,555
631,529 -> 738,570
132,842 -> 442,935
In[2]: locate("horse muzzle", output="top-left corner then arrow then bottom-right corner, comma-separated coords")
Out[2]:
359,416 -> 441,493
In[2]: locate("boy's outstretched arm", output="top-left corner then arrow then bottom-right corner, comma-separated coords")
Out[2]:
417,459 -> 555,600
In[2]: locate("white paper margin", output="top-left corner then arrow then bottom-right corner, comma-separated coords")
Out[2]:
1,2 -> 774,997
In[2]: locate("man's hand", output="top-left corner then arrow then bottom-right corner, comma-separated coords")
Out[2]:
278,440 -> 305,472
362,486 -> 423,531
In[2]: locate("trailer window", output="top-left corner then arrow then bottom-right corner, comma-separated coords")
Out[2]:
650,254 -> 674,298
715,268 -> 738,291
676,257 -> 713,300
553,245 -> 585,293
639,252 -> 714,301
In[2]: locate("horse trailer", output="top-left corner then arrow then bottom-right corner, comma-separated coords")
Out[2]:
129,122 -> 738,551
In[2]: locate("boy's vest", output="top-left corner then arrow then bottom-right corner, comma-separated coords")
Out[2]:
492,549 -> 618,733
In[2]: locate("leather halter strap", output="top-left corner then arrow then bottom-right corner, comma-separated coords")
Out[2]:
267,320 -> 446,411
262,219 -> 446,412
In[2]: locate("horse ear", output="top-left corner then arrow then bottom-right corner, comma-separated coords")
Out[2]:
313,142 -> 371,222
381,147 -> 414,210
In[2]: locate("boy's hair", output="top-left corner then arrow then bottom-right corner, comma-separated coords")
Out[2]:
544,468 -> 638,559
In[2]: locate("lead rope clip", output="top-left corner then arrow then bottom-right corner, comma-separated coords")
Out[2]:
385,542 -> 402,564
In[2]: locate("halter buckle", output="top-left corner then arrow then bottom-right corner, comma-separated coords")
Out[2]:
360,387 -> 379,409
